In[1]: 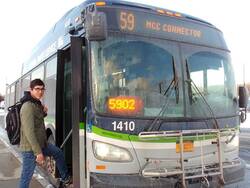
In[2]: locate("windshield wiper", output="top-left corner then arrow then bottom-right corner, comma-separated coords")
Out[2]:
185,60 -> 193,105
144,58 -> 179,132
158,57 -> 179,102
185,60 -> 219,129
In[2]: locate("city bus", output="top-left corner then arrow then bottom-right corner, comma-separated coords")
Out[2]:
5,0 -> 249,187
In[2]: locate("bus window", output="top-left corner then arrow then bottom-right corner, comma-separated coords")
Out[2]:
44,58 -> 57,122
15,81 -> 20,102
31,65 -> 44,80
9,85 -> 15,106
21,74 -> 31,96
91,33 -> 183,117
185,48 -> 237,118
5,87 -> 10,107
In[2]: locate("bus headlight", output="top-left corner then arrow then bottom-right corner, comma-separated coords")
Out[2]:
93,141 -> 133,162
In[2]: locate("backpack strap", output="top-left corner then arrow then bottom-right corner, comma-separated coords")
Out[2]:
8,101 -> 22,111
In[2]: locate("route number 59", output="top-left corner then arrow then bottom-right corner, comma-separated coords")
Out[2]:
120,11 -> 135,31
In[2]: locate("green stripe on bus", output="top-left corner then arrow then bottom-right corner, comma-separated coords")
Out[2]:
79,122 -> 85,129
91,126 -> 237,143
92,126 -> 131,141
79,122 -> 239,143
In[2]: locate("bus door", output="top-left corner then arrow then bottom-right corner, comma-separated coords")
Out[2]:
56,37 -> 87,188
56,48 -> 73,176
71,36 -> 87,188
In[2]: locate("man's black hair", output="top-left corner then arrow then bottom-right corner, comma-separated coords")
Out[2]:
30,79 -> 45,89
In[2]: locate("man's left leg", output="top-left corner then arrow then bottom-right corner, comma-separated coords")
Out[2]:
19,151 -> 36,188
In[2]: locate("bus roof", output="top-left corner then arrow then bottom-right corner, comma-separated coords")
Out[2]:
89,0 -> 214,26
21,0 -> 224,75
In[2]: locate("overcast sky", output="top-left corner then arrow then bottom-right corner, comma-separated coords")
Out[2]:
0,0 -> 249,95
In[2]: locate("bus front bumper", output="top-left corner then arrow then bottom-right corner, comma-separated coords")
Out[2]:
90,159 -> 245,188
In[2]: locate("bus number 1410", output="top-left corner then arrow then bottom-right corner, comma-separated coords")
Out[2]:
112,121 -> 135,131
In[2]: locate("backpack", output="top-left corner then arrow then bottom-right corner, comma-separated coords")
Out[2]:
5,102 -> 23,145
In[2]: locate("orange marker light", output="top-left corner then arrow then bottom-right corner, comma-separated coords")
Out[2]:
95,2 -> 106,6
166,11 -> 174,16
157,9 -> 165,14
176,141 -> 194,153
96,165 -> 106,170
174,13 -> 182,17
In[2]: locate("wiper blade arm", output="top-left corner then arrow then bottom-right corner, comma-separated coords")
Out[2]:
161,57 -> 179,102
185,60 -> 219,129
144,58 -> 179,132
185,60 -> 193,104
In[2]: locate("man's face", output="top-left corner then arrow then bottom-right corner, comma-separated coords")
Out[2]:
30,85 -> 45,100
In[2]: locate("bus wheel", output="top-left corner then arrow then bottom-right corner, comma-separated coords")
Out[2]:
45,156 -> 56,177
200,177 -> 210,188
174,181 -> 182,188
46,134 -> 56,177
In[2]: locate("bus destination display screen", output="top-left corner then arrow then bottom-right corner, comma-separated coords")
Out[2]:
107,96 -> 144,116
101,7 -> 227,49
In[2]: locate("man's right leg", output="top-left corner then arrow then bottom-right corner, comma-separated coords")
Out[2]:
42,144 -> 69,180
42,144 -> 72,186
19,151 -> 36,188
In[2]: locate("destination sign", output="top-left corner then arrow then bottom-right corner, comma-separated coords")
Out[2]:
100,7 -> 227,49
107,96 -> 143,116
119,10 -> 202,38
145,21 -> 202,38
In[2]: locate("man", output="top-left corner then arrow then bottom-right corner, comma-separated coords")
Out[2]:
19,79 -> 71,188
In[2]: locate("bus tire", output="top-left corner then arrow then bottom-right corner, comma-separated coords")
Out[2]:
47,132 -> 55,145
46,134 -> 56,177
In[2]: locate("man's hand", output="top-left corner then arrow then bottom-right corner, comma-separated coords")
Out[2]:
36,153 -> 45,166
43,105 -> 48,113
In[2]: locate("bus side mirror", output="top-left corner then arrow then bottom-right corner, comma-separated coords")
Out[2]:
239,86 -> 248,123
239,86 -> 248,108
85,5 -> 107,41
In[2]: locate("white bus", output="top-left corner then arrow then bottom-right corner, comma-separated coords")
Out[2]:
5,0 -> 249,187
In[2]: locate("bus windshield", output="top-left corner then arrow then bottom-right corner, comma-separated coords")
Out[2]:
91,33 -> 237,119
91,33 -> 183,118
185,48 -> 237,118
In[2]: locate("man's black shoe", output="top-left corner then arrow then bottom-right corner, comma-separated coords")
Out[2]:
59,176 -> 73,188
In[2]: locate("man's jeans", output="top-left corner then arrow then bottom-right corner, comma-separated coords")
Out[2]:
19,143 -> 69,188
